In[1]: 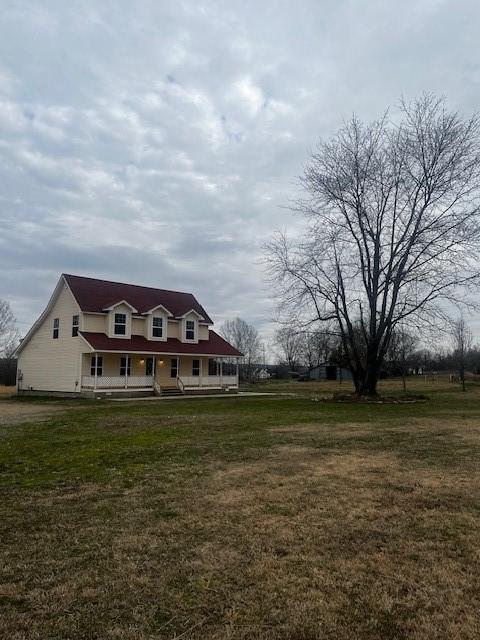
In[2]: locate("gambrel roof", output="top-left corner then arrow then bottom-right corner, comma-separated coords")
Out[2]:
63,274 -> 213,323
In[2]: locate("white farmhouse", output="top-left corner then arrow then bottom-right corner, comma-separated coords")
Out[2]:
16,274 -> 241,397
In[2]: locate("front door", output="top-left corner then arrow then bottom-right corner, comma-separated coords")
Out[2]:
170,357 -> 178,379
145,357 -> 154,376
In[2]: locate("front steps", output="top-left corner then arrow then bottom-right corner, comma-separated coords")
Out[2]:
160,386 -> 184,397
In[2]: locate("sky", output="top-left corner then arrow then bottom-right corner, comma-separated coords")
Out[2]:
1,0 -> 480,347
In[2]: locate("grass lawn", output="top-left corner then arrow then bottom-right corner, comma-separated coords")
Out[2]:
1,378 -> 480,639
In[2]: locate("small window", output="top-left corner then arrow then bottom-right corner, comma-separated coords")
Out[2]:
186,320 -> 195,340
53,318 -> 59,339
170,358 -> 178,378
114,313 -> 127,335
72,315 -> 79,337
192,359 -> 200,376
152,316 -> 163,338
90,356 -> 103,376
120,356 -> 131,376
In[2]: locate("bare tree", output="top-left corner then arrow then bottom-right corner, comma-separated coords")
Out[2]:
274,327 -> 303,370
220,318 -> 262,381
0,300 -> 19,358
266,95 -> 480,396
386,328 -> 418,392
299,325 -> 335,368
451,316 -> 473,391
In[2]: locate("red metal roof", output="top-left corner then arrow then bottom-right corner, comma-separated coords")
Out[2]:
64,274 -> 213,323
79,331 -> 242,357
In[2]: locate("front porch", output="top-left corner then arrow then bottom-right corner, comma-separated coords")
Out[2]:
81,352 -> 239,395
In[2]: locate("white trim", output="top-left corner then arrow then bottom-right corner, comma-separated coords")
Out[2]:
147,311 -> 168,342
79,333 -> 94,351
108,307 -> 132,339
176,309 -> 205,320
103,300 -> 138,313
94,353 -> 98,390
77,342 -> 240,358
181,316 -> 199,344
143,304 -> 173,316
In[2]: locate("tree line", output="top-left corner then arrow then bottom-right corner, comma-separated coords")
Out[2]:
0,299 -> 19,385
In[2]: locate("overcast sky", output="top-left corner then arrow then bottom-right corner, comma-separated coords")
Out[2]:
1,0 -> 480,344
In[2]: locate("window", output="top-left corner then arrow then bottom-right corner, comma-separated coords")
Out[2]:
170,358 -> 178,378
186,320 -> 195,340
192,359 -> 200,376
90,356 -> 103,376
208,358 -> 219,376
72,315 -> 79,337
114,313 -> 127,335
120,356 -> 131,376
53,318 -> 59,339
152,316 -> 163,338
145,357 -> 154,376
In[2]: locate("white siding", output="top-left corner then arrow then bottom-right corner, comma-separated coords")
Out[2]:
167,320 -> 180,339
131,317 -> 145,335
17,284 -> 82,392
82,313 -> 106,332
81,314 -> 208,340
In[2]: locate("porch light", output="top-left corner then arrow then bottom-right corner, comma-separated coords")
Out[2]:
139,359 -> 145,365
158,359 -> 165,366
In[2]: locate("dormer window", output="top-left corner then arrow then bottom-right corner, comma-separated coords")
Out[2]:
186,320 -> 195,340
152,316 -> 163,338
114,313 -> 127,335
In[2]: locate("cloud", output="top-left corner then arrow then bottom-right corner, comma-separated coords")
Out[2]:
230,76 -> 265,117
2,0 -> 480,350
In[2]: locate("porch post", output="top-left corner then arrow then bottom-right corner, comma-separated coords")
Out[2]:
152,355 -> 156,385
94,353 -> 98,391
235,358 -> 239,385
220,358 -> 223,386
199,358 -> 203,387
125,355 -> 128,389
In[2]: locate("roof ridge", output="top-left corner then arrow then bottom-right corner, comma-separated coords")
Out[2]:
63,273 -> 194,297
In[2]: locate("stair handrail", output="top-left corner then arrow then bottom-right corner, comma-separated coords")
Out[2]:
177,376 -> 185,393
153,380 -> 162,396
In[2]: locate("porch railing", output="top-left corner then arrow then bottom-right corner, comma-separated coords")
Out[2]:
81,375 -> 154,389
180,375 -> 238,388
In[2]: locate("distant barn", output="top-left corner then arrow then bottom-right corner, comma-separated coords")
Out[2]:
307,362 -> 352,382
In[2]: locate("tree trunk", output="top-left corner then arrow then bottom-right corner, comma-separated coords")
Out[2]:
354,346 -> 380,396
460,360 -> 466,392
356,374 -> 378,396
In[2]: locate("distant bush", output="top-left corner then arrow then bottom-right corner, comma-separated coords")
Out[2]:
0,358 -> 17,386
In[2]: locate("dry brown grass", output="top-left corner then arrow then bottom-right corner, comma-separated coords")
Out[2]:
0,399 -> 67,426
1,387 -> 480,639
